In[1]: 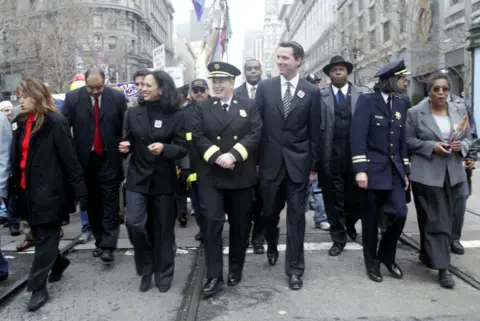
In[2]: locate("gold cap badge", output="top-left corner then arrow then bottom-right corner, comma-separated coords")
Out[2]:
214,63 -> 220,70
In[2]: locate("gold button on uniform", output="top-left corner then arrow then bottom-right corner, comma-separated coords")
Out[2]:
217,136 -> 221,140
234,136 -> 238,140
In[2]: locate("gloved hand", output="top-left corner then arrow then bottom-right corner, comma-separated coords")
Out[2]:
78,196 -> 88,212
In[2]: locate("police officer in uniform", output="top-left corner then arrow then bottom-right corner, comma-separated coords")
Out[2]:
192,62 -> 262,297
350,60 -> 411,283
305,73 -> 322,88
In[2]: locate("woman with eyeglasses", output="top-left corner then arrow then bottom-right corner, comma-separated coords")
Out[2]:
406,72 -> 473,289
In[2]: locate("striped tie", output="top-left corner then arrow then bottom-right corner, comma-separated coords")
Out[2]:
283,82 -> 293,119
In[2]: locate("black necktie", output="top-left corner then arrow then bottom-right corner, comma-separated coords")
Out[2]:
337,91 -> 346,104
222,104 -> 229,112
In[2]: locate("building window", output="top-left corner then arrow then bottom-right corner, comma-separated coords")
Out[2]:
358,0 -> 363,11
450,0 -> 463,4
369,6 -> 375,25
369,29 -> 376,49
93,15 -> 103,28
348,3 -> 353,19
108,36 -> 117,50
384,0 -> 389,9
383,21 -> 390,41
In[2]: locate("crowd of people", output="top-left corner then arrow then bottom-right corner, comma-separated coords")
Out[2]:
0,40 -> 476,312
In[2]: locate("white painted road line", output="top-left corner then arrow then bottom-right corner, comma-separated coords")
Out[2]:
223,242 -> 363,255
459,240 -> 480,248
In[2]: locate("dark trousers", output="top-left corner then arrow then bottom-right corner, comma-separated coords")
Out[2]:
28,223 -> 69,292
199,185 -> 253,279
191,182 -> 204,230
322,169 -> 360,244
125,191 -> 176,286
452,171 -> 472,241
360,173 -> 406,271
261,166 -> 308,277
85,152 -> 121,249
251,185 -> 265,246
175,180 -> 189,220
413,175 -> 460,270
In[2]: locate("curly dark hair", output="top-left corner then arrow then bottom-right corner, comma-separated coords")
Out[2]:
147,70 -> 180,112
426,72 -> 451,93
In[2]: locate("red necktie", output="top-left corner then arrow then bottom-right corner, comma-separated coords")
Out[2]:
93,97 -> 104,154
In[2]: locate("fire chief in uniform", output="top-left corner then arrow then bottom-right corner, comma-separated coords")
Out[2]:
350,60 -> 411,283
192,62 -> 262,298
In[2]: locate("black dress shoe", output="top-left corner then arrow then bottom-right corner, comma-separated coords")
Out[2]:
158,283 -> 171,293
100,249 -> 114,263
202,277 -> 224,297
450,240 -> 465,255
346,225 -> 357,240
328,242 -> 346,257
383,262 -> 403,279
179,217 -> 187,227
253,243 -> 265,254
48,258 -> 70,283
28,287 -> 49,312
289,275 -> 303,290
439,269 -> 455,288
195,230 -> 204,242
367,270 -> 383,282
227,273 -> 242,286
0,273 -> 8,282
9,226 -> 20,236
267,248 -> 278,266
139,275 -> 152,292
93,247 -> 103,258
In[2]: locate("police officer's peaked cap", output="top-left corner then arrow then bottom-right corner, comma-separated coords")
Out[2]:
191,78 -> 208,88
305,73 -> 321,84
207,61 -> 241,79
374,59 -> 412,78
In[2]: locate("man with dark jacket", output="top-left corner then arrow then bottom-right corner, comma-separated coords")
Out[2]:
234,58 -> 265,254
316,56 -> 367,256
180,79 -> 210,241
63,68 -> 127,264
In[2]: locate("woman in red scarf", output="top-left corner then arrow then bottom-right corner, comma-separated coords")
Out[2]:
10,78 -> 87,311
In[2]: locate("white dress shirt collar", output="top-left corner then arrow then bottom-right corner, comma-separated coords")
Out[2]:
280,74 -> 299,89
220,96 -> 233,107
331,83 -> 349,96
380,92 -> 390,104
91,95 -> 102,108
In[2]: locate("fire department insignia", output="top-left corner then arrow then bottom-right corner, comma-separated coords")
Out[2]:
395,112 -> 401,120
214,63 -> 220,70
239,109 -> 247,117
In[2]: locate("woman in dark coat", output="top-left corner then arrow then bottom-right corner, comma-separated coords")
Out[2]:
119,70 -> 188,293
10,78 -> 87,311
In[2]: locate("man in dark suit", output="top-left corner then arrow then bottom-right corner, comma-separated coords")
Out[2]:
192,62 -> 262,297
255,41 -> 321,290
316,56 -> 368,256
63,68 -> 127,263
234,58 -> 265,254
350,60 -> 411,283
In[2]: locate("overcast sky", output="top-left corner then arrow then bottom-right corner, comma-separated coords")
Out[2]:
172,0 -> 265,72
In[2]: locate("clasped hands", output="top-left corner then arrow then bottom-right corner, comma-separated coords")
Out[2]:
118,141 -> 164,156
215,153 -> 236,170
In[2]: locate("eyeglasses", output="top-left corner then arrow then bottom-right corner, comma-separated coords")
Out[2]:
192,87 -> 206,94
433,86 -> 449,93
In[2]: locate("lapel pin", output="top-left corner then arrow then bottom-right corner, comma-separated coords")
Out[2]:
12,122 -> 17,130
395,112 -> 401,120
154,120 -> 162,128
297,90 -> 305,99
239,109 -> 247,117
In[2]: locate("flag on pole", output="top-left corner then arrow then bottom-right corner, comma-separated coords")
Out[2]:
192,0 -> 205,21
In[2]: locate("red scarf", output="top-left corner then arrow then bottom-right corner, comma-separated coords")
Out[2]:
20,113 -> 35,189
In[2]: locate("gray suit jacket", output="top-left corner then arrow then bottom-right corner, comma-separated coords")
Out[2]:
406,99 -> 472,187
0,113 -> 12,199
316,83 -> 367,174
